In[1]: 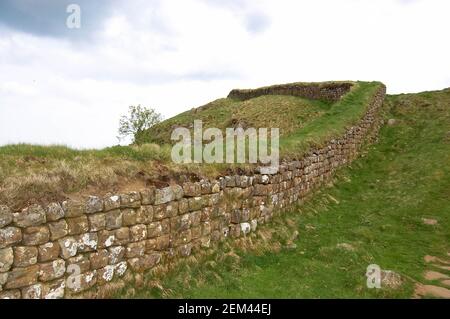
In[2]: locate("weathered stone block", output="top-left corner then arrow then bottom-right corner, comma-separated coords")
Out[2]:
209,193 -> 221,206
66,270 -> 97,293
13,204 -> 46,228
105,209 -> 123,230
126,241 -> 146,258
240,222 -> 251,235
166,202 -> 179,218
147,222 -> 163,238
211,181 -> 221,193
77,232 -> 98,252
188,197 -> 204,211
120,192 -> 141,208
67,216 -> 89,235
182,182 -> 201,197
200,236 -> 211,248
201,222 -> 211,236
0,205 -> 13,228
13,246 -> 38,267
62,200 -> 84,218
140,187 -> 155,205
190,211 -> 202,227
58,237 -> 78,259
89,249 -> 109,270
253,184 -> 270,196
136,205 -> 153,224
44,203 -> 64,222
41,279 -> 65,299
191,226 -> 201,239
104,194 -> 120,211
88,212 -> 106,231
171,185 -> 184,200
0,226 -> 22,248
171,214 -> 191,232
114,261 -> 127,277
155,234 -> 170,250
178,198 -> 189,214
85,196 -> 103,214
67,254 -> 90,274
48,220 -> 68,240
114,227 -> 130,245
22,226 -> 49,246
21,283 -> 42,299
97,265 -> 115,285
225,176 -> 237,187
0,247 -> 13,272
153,204 -> 165,220
127,253 -> 160,272
108,246 -> 125,264
98,230 -> 115,249
0,289 -> 21,299
140,253 -> 161,270
173,229 -> 192,246
122,208 -> 137,226
155,186 -> 175,205
38,242 -> 60,262
130,224 -> 147,242
0,272 -> 8,286
201,207 -> 212,222
200,180 -> 212,194
5,265 -> 39,289
145,239 -> 156,252
39,259 -> 66,281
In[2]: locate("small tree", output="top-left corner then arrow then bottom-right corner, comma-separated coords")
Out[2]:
117,105 -> 162,143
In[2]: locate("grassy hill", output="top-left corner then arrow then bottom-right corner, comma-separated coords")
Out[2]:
115,87 -> 450,298
138,81 -> 383,158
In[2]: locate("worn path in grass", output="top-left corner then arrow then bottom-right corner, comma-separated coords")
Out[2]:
121,88 -> 450,299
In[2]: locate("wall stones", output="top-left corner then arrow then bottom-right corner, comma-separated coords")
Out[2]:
0,84 -> 386,298
0,205 -> 13,228
228,82 -> 353,103
85,196 -> 103,214
0,247 -> 14,272
13,205 -> 46,228
0,227 -> 22,248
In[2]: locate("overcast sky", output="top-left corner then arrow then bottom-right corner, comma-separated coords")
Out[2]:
0,0 -> 449,148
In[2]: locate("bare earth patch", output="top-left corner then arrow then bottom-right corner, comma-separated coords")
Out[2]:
414,284 -> 450,299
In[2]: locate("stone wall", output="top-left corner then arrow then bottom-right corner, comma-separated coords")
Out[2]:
227,82 -> 353,102
0,84 -> 386,299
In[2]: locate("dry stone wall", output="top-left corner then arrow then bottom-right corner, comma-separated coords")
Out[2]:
228,82 -> 353,102
0,84 -> 386,299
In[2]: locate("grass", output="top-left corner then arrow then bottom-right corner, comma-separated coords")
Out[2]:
115,88 -> 450,298
0,143 -> 172,210
137,94 -> 332,145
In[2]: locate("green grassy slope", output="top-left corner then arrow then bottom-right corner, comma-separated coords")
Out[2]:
138,81 -> 383,159
119,88 -> 450,298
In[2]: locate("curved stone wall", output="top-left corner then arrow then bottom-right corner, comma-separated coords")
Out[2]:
228,82 -> 353,102
0,84 -> 386,299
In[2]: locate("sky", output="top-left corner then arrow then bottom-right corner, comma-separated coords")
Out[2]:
0,0 -> 449,149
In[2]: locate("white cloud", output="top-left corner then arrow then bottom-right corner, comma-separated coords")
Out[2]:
0,0 -> 449,148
